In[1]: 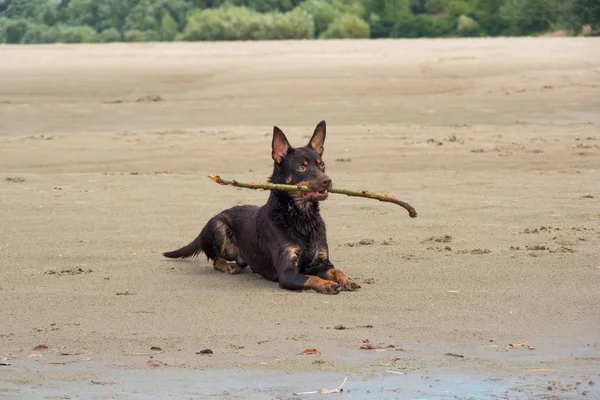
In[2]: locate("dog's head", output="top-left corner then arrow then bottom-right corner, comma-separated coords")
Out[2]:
269,120 -> 332,204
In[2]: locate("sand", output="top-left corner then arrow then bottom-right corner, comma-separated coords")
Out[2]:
1,38 -> 600,398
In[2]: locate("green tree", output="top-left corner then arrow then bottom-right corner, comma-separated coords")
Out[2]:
473,0 -> 506,35
1,0 -> 59,25
21,23 -> 59,44
180,5 -> 314,41
260,8 -> 315,39
300,0 -> 364,36
322,13 -> 370,38
124,29 -> 150,41
0,0 -> 576,41
0,18 -> 6,43
300,0 -> 339,35
1,18 -> 28,43
561,0 -> 600,33
181,6 -> 257,40
53,24 -> 99,43
57,0 -> 140,32
426,0 -> 451,14
123,0 -> 194,33
363,0 -> 411,37
160,13 -> 179,40
95,0 -> 142,32
447,0 -> 477,18
228,0 -> 304,13
499,0 -> 560,35
391,13 -> 446,37
61,0 -> 101,30
100,27 -> 122,42
456,14 -> 480,35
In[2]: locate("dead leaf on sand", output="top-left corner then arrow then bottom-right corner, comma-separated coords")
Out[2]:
136,95 -> 163,103
147,359 -> 167,368
527,368 -> 556,373
150,346 -> 162,351
298,348 -> 321,355
32,344 -> 49,350
360,343 -> 396,351
506,342 -> 535,350
4,177 -> 26,183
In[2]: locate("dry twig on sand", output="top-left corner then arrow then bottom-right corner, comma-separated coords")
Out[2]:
208,175 -> 418,218
293,377 -> 348,395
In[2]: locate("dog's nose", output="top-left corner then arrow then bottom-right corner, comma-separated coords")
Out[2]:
321,178 -> 332,190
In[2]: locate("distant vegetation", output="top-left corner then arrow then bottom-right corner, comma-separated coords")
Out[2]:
0,0 -> 598,43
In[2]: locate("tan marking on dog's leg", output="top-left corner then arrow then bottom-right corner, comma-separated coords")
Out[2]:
286,245 -> 300,265
304,275 -> 340,294
324,268 -> 360,291
317,248 -> 328,261
214,258 -> 241,274
213,220 -> 240,263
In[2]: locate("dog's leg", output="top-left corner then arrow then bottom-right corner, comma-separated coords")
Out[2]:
236,255 -> 248,270
276,246 -> 341,294
213,258 -> 241,274
279,269 -> 341,294
210,220 -> 243,275
320,267 -> 361,291
314,249 -> 361,291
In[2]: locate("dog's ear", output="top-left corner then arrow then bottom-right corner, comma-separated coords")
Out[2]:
272,126 -> 292,164
308,120 -> 326,156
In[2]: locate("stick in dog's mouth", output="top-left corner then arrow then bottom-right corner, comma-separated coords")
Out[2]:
208,174 -> 417,218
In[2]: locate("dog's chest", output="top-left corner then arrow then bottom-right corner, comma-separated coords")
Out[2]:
296,246 -> 324,272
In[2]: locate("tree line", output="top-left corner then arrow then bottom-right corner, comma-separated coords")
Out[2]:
0,0 -> 598,44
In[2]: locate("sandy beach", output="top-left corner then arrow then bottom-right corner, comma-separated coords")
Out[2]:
1,38 -> 600,399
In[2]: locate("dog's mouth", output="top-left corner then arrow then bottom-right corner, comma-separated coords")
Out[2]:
301,190 -> 329,202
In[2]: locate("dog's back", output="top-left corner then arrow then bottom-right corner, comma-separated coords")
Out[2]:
163,205 -> 259,264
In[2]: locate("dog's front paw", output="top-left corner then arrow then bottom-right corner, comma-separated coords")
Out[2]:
337,278 -> 361,291
315,281 -> 341,295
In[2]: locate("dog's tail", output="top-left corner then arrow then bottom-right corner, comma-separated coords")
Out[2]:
162,233 -> 205,259
162,220 -> 219,260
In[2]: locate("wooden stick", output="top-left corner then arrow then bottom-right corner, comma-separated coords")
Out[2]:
208,174 -> 417,218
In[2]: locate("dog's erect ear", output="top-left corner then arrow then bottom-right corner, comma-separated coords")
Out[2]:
308,120 -> 326,155
272,126 -> 292,164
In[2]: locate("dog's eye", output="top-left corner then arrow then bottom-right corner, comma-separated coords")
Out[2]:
319,162 -> 325,169
297,166 -> 307,172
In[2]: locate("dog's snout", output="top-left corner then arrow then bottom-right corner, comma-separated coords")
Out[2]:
321,177 -> 332,190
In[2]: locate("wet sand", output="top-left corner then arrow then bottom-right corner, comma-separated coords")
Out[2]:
1,38 -> 600,398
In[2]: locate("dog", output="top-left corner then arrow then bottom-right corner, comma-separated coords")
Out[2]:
163,121 -> 360,294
